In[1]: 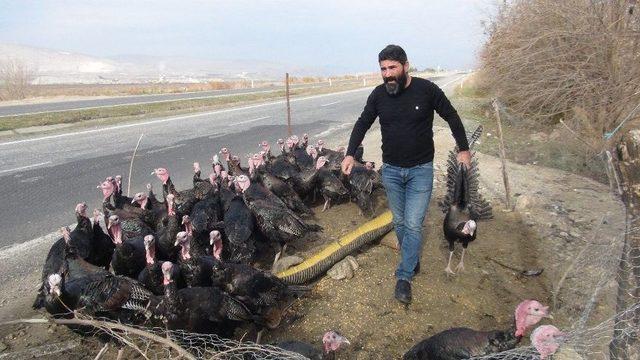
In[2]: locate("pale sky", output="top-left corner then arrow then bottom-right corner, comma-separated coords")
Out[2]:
0,0 -> 494,74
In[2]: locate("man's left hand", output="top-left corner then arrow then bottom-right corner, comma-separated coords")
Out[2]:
457,150 -> 472,168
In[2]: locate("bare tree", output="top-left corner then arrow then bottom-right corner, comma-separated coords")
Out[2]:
0,58 -> 35,100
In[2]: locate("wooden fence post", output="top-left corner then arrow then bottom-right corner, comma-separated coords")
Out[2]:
286,73 -> 292,136
491,98 -> 512,209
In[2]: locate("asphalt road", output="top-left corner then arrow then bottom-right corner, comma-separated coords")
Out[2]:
0,73 -> 465,249
0,80 -> 363,117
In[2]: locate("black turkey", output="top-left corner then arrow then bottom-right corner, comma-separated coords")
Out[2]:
403,300 -> 551,360
439,125 -> 492,275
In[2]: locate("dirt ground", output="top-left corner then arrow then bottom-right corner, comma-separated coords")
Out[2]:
0,104 -> 626,359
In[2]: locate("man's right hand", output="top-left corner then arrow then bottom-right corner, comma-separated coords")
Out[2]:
341,155 -> 355,175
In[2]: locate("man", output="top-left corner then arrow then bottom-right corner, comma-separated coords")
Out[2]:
341,45 -> 471,304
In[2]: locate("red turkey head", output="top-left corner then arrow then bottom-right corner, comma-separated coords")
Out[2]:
144,235 -> 156,265
98,180 -> 114,200
153,168 -> 170,185
235,175 -> 251,193
48,274 -> 63,297
75,202 -> 88,217
515,300 -> 552,337
209,230 -> 223,260
531,325 -> 566,360
107,215 -> 122,245
316,156 -> 328,170
322,330 -> 350,354
174,231 -> 191,260
132,192 -> 148,209
220,147 -> 231,162
161,261 -> 173,285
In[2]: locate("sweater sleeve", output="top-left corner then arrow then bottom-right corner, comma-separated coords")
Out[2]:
432,83 -> 469,151
346,90 -> 378,156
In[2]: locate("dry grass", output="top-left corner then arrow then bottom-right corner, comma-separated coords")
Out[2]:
451,75 -> 609,183
0,82 -> 376,131
478,0 -> 640,150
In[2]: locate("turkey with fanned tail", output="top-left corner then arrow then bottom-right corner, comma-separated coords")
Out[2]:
438,125 -> 493,275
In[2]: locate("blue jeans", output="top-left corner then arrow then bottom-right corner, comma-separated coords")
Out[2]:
381,162 -> 434,282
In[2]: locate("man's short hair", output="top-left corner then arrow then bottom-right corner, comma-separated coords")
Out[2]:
378,45 -> 407,64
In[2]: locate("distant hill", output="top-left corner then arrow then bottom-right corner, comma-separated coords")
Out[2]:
0,43 -> 344,84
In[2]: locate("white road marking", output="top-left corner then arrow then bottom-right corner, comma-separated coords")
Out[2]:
441,74 -> 469,88
320,101 -> 341,107
20,176 -> 43,183
0,161 -> 52,174
145,143 -> 186,154
0,87 -> 373,148
235,116 -> 271,125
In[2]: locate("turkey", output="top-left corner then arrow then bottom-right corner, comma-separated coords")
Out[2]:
249,152 -> 313,216
220,147 -> 249,176
150,261 -> 259,337
137,235 -> 182,295
191,161 -> 216,198
531,325 -> 571,360
316,140 -> 346,174
220,185 -> 260,264
234,175 -> 322,258
343,161 -> 380,217
87,209 -> 115,269
108,214 -> 148,279
38,229 -> 154,324
99,180 -> 155,237
188,178 -> 223,240
153,193 -> 181,261
152,167 -> 199,218
313,156 -> 349,212
101,175 -> 133,210
274,330 -> 350,360
403,300 -> 552,360
209,236 -> 308,325
174,231 -> 219,287
34,204 -> 95,309
182,215 -> 213,258
439,125 -> 492,275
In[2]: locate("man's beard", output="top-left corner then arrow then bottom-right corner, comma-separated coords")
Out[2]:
383,71 -> 407,96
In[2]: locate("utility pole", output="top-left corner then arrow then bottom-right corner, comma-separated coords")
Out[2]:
286,73 -> 292,136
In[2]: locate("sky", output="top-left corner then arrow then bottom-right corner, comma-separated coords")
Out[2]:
0,0 -> 494,74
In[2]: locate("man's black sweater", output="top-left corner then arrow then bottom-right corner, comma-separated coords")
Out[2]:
346,77 -> 469,168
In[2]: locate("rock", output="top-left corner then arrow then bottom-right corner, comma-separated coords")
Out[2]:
380,233 -> 399,250
271,255 -> 304,274
327,256 -> 359,280
515,194 -> 535,211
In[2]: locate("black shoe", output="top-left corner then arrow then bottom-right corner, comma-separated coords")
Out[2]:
414,261 -> 420,275
395,279 -> 412,304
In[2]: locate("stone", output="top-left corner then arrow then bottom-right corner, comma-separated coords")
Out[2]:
515,194 -> 535,211
327,256 -> 359,280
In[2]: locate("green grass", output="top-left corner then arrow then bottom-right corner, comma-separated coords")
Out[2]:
450,79 -> 608,184
0,83 -> 372,132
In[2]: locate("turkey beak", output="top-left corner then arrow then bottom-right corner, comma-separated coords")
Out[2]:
545,313 -> 554,319
554,332 -> 567,341
131,198 -> 137,204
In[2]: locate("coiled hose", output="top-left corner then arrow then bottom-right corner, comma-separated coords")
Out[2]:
276,210 -> 394,284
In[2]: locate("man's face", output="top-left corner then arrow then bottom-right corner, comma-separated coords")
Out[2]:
380,60 -> 409,96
